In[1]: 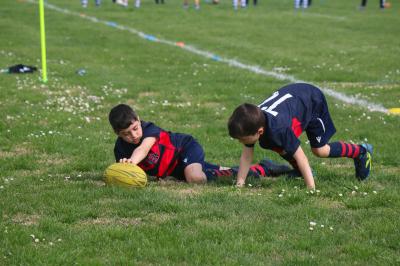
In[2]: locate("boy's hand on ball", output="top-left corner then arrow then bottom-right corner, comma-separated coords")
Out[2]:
119,158 -> 135,164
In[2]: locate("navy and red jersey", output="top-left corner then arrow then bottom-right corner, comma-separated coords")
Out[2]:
256,83 -> 335,156
114,121 -> 197,178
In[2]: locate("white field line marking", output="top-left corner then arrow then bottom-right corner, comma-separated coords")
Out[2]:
305,12 -> 347,21
28,0 -> 389,114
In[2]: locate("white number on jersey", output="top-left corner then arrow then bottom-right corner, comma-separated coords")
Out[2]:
259,92 -> 293,117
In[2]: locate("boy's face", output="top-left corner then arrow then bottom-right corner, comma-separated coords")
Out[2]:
237,127 -> 264,146
117,119 -> 143,144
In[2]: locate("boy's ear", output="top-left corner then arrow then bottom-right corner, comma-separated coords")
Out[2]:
257,127 -> 264,135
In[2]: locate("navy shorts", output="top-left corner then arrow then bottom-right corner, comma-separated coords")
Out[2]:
170,137 -> 206,180
305,96 -> 336,148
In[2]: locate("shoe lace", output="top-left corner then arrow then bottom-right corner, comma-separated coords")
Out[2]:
365,152 -> 372,170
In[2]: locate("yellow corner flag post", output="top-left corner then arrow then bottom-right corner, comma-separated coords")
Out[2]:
39,0 -> 48,83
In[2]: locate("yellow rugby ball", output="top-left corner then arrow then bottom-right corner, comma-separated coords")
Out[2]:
104,163 -> 147,188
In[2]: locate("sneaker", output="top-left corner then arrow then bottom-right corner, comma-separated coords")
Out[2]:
204,168 -> 235,181
286,169 -> 301,178
258,159 -> 292,177
354,144 -> 373,181
285,168 -> 315,179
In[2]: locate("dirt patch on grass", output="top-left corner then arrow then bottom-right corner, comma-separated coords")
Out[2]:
178,188 -> 201,196
13,169 -> 44,178
89,180 -> 106,187
12,213 -> 40,226
38,154 -> 70,166
201,101 -> 224,109
146,212 -> 175,225
0,145 -> 32,158
138,91 -> 159,98
78,217 -> 142,226
158,186 -> 203,199
98,198 -> 126,204
316,199 -> 345,209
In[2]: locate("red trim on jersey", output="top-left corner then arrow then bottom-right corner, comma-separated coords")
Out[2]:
291,117 -> 303,138
138,143 -> 160,172
157,131 -> 178,177
138,131 -> 179,178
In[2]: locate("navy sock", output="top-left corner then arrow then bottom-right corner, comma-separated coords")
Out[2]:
204,161 -> 220,170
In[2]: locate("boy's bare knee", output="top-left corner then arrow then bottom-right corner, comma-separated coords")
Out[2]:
184,163 -> 207,184
311,146 -> 329,158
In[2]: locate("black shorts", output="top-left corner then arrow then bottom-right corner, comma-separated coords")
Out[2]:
170,137 -> 206,180
305,96 -> 336,148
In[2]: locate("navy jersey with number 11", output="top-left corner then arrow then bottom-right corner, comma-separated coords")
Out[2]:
257,83 -> 333,156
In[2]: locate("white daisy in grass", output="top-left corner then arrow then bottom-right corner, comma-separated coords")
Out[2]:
339,193 -> 343,197
309,221 -> 317,227
373,191 -> 377,194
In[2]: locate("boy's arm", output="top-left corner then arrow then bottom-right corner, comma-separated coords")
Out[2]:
292,146 -> 315,189
120,137 -> 157,165
236,146 -> 254,187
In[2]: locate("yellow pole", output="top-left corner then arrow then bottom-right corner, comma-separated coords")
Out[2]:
39,0 -> 47,83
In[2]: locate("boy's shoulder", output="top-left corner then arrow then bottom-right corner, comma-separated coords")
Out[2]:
141,120 -> 162,137
141,120 -> 161,130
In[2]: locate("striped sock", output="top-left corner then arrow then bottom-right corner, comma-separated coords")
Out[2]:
328,142 -> 366,158
249,164 -> 265,177
205,169 -> 234,181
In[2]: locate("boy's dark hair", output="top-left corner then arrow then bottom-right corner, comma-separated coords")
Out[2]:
109,104 -> 139,133
228,103 -> 265,138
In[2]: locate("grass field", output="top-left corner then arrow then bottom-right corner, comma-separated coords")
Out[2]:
1,0 -> 400,264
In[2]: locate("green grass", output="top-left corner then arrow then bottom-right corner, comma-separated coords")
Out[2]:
1,0 -> 400,264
